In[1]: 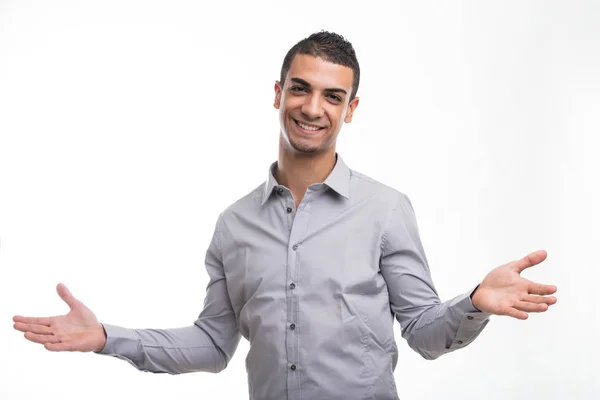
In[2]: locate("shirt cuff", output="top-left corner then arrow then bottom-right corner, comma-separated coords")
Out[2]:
446,287 -> 492,350
450,287 -> 492,319
94,323 -> 141,361
465,285 -> 482,312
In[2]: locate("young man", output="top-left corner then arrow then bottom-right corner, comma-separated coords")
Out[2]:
13,31 -> 557,399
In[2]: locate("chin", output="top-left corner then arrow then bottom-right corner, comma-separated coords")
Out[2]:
291,142 -> 320,153
285,135 -> 319,153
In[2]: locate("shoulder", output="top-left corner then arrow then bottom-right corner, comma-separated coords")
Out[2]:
349,168 -> 412,209
216,181 -> 266,224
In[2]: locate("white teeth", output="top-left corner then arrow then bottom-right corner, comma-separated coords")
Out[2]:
297,121 -> 321,131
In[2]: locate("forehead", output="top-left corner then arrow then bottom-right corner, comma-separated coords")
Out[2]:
286,54 -> 353,91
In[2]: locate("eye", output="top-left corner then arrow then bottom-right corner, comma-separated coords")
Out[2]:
290,86 -> 308,93
327,94 -> 342,102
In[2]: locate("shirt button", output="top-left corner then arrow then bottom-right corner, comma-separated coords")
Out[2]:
277,187 -> 284,194
467,316 -> 474,320
290,323 -> 296,330
292,244 -> 298,250
286,207 -> 292,213
456,340 -> 463,344
289,283 -> 296,289
290,364 -> 297,371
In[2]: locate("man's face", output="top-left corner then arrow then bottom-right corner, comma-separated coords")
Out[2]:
274,54 -> 359,154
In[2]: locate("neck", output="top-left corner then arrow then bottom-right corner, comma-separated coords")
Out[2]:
275,139 -> 337,207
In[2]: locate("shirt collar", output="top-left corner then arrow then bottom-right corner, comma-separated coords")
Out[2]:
260,153 -> 350,206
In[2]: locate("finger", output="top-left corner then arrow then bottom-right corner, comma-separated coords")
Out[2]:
513,250 -> 548,273
56,283 -> 80,310
522,294 -> 558,305
13,316 -> 52,326
13,322 -> 54,335
23,332 -> 62,345
528,282 -> 557,296
505,307 -> 528,320
45,339 -> 82,352
514,301 -> 549,313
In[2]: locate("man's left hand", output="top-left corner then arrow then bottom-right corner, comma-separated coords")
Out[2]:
471,250 -> 557,319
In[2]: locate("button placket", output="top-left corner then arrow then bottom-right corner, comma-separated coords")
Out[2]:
285,197 -> 310,393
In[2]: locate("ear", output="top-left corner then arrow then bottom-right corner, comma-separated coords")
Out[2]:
274,81 -> 282,110
344,96 -> 360,123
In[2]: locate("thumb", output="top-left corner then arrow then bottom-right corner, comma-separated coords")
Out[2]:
56,283 -> 80,310
512,250 -> 548,274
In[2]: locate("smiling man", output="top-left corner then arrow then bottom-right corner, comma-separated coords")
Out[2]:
277,55 -> 357,154
14,31 -> 558,400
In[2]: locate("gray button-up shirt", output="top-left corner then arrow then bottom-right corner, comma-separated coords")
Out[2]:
98,154 -> 491,399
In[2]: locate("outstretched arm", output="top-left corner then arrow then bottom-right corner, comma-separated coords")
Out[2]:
379,193 -> 557,360
14,213 -> 241,374
470,249 -> 557,319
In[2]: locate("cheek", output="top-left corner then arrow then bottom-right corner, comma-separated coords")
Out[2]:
326,108 -> 344,127
279,107 -> 290,134
279,108 -> 286,126
283,100 -> 294,113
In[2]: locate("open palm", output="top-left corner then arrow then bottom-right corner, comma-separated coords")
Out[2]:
471,250 -> 558,319
13,283 -> 106,352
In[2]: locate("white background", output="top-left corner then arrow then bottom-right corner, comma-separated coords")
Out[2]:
1,1 -> 598,399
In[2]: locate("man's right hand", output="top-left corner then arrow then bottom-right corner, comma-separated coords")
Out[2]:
13,283 -> 107,352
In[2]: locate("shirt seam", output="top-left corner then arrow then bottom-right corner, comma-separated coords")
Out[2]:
215,212 -> 223,253
143,344 -> 216,349
380,194 -> 402,254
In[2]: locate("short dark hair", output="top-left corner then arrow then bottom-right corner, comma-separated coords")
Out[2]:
280,30 -> 360,101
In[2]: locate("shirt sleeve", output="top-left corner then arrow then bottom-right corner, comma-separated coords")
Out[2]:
379,192 -> 491,360
94,213 -> 241,374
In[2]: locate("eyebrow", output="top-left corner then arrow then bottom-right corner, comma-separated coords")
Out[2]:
290,77 -> 347,95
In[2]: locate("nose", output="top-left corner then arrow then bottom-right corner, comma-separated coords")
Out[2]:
301,94 -> 325,120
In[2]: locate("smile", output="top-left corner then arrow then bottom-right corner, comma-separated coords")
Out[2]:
293,119 -> 326,133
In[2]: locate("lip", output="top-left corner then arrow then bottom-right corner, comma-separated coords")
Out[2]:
293,118 -> 327,136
